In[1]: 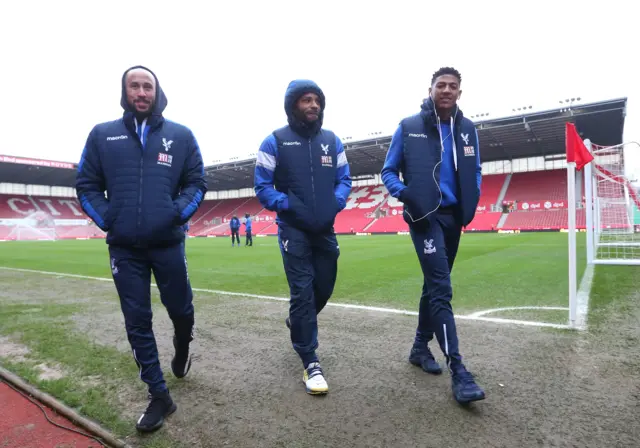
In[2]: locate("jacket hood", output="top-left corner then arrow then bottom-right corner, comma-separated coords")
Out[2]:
284,79 -> 325,137
120,65 -> 168,116
420,96 -> 462,126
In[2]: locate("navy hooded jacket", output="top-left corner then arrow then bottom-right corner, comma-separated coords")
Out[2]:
76,65 -> 208,248
381,98 -> 482,227
254,80 -> 352,233
229,217 -> 240,231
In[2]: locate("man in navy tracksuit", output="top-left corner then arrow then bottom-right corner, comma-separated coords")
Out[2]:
229,215 -> 240,246
381,67 -> 485,405
254,79 -> 352,395
244,213 -> 253,246
76,66 -> 207,431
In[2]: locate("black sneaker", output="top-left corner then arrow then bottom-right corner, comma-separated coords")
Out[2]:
171,335 -> 192,379
135,390 -> 177,433
451,369 -> 485,404
409,345 -> 442,374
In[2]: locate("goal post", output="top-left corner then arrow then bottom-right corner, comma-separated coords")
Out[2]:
5,210 -> 58,241
566,121 -> 640,328
584,140 -> 640,266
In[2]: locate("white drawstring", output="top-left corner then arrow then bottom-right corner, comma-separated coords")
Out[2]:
134,117 -> 148,146
405,104 -> 458,223
436,112 -> 457,171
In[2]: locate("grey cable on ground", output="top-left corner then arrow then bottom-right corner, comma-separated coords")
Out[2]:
0,366 -> 131,448
2,378 -> 107,447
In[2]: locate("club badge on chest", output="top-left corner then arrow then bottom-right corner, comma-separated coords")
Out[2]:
321,143 -> 333,168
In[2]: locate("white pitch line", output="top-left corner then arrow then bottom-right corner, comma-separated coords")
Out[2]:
467,306 -> 569,318
575,263 -> 594,330
0,266 -> 575,330
455,315 -> 572,329
0,267 -> 113,283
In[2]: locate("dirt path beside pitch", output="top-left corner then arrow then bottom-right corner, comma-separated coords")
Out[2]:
1,269 -> 639,447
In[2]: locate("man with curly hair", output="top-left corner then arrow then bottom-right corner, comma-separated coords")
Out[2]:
381,67 -> 485,404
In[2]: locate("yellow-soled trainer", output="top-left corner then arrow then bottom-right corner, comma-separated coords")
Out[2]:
303,362 -> 328,395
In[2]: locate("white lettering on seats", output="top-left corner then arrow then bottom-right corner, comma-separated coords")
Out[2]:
360,185 -> 386,209
58,200 -> 84,216
4,196 -> 86,218
386,195 -> 403,208
37,199 -> 61,216
7,198 -> 33,215
344,186 -> 387,210
345,187 -> 371,210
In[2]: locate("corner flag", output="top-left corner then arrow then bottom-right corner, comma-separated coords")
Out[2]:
565,122 -> 595,328
566,122 -> 594,171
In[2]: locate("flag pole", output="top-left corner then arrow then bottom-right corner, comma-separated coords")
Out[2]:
567,160 -> 577,327
565,122 -> 593,329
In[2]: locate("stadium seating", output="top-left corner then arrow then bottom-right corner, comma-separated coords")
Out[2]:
332,185 -> 386,234
0,194 -> 105,241
188,197 -> 264,236
0,169 -> 605,240
182,172 -> 573,235
0,194 -> 86,220
366,213 -> 407,233
465,212 -> 503,231
476,173 -> 507,211
502,209 -> 586,231
502,169 -> 567,203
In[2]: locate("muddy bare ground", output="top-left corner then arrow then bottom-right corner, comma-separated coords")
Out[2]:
1,269 -> 639,447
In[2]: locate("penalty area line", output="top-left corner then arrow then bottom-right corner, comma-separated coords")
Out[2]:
0,266 -> 573,330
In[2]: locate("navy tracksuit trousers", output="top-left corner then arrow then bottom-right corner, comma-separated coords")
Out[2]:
231,229 -> 240,245
409,209 -> 464,372
277,222 -> 340,367
109,241 -> 194,394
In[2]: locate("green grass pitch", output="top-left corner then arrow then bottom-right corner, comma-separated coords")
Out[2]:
1,231 -> 638,448
0,232 -> 590,324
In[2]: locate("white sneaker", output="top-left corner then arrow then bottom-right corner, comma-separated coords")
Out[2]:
303,362 -> 328,395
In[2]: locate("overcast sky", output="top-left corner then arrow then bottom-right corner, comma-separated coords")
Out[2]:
1,0 -> 638,176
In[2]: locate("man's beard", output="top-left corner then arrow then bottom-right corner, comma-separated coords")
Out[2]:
294,109 -> 318,125
289,108 -> 322,138
130,100 -> 154,118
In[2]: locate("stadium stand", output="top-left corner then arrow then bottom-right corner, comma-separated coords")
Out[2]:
0,98 -> 631,240
189,197 -> 277,236
502,209 -> 587,231
502,169 -> 568,203
0,193 -> 105,241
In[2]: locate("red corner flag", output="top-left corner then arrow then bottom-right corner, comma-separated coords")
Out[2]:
566,122 -> 594,171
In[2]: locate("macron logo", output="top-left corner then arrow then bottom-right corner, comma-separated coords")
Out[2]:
408,133 -> 428,139
283,141 -> 302,146
106,135 -> 128,141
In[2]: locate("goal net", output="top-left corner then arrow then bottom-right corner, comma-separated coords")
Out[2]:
584,140 -> 640,265
6,210 -> 58,241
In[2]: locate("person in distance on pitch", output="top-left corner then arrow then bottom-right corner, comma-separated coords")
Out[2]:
381,67 -> 485,405
76,65 -> 207,431
230,215 -> 241,246
254,79 -> 352,395
244,212 -> 253,246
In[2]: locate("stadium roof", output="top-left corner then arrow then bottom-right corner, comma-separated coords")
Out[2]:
0,97 -> 627,191
0,155 -> 77,187
203,97 -> 627,190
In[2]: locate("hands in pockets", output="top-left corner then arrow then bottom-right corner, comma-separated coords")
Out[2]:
283,191 -> 340,233
142,203 -> 181,241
